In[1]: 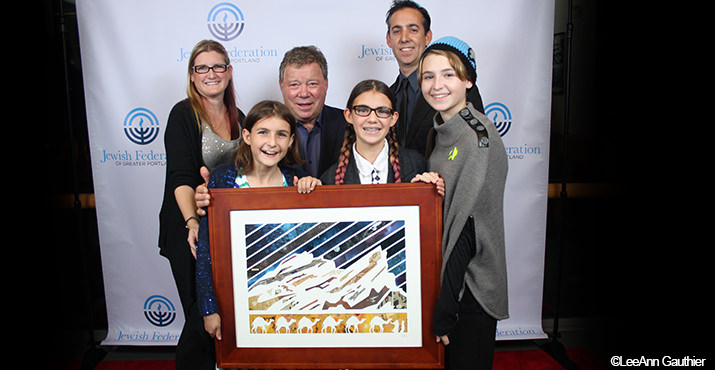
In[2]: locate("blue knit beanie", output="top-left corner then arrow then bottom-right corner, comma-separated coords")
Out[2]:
423,36 -> 477,83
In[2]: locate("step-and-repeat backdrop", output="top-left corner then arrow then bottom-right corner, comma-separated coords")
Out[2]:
76,0 -> 554,345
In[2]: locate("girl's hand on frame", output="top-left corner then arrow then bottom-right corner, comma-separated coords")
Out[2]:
411,172 -> 445,197
295,176 -> 322,194
436,334 -> 450,346
203,313 -> 222,340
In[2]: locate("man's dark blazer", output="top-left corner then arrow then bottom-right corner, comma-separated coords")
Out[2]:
295,104 -> 347,178
391,76 -> 485,156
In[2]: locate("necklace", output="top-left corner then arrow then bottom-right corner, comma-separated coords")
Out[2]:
246,168 -> 285,188
207,110 -> 230,140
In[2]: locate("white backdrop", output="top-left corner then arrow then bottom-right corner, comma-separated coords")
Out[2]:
76,0 -> 554,345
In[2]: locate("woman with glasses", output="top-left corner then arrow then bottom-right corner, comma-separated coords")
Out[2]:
158,39 -> 245,370
320,79 -> 443,192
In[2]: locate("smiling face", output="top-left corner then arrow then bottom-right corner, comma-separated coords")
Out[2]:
190,50 -> 232,101
386,7 -> 432,76
345,91 -> 398,150
242,116 -> 294,171
420,53 -> 473,122
279,62 -> 328,125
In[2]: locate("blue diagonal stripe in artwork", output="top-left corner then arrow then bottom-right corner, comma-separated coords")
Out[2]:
394,270 -> 407,292
244,223 -> 261,235
387,249 -> 406,271
382,230 -> 406,259
245,223 -> 280,245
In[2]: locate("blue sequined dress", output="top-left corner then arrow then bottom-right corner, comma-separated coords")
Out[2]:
195,163 -> 294,316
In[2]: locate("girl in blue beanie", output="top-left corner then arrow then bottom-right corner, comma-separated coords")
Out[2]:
419,36 -> 509,370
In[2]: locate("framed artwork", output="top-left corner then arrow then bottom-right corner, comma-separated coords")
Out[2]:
207,183 -> 444,369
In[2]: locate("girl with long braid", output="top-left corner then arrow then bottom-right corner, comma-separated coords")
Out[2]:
320,79 -> 443,191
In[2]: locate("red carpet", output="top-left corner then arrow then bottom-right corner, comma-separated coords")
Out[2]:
492,348 -> 605,370
94,360 -> 174,370
89,348 -> 605,370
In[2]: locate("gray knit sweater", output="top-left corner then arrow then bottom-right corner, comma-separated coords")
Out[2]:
428,103 -> 509,326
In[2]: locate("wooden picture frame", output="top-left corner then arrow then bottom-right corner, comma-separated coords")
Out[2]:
207,183 -> 444,369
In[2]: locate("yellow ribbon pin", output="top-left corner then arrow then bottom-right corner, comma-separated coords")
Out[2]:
448,147 -> 458,160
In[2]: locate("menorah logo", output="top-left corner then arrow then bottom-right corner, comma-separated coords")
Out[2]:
485,102 -> 512,137
143,295 -> 177,327
207,2 -> 245,41
123,108 -> 160,145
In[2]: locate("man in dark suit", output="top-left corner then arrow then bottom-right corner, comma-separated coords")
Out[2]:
279,46 -> 347,178
385,0 -> 484,156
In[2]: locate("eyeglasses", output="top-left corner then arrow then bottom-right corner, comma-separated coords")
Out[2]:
192,64 -> 229,74
351,105 -> 394,118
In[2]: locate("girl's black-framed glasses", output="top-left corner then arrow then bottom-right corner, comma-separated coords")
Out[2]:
351,105 -> 394,118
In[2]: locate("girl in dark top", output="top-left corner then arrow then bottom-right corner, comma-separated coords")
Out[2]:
196,100 -> 319,344
320,79 -> 444,192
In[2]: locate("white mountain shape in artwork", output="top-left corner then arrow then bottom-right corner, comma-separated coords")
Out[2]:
247,250 -> 406,312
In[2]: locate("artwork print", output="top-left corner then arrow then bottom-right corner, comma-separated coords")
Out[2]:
230,206 -> 423,348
